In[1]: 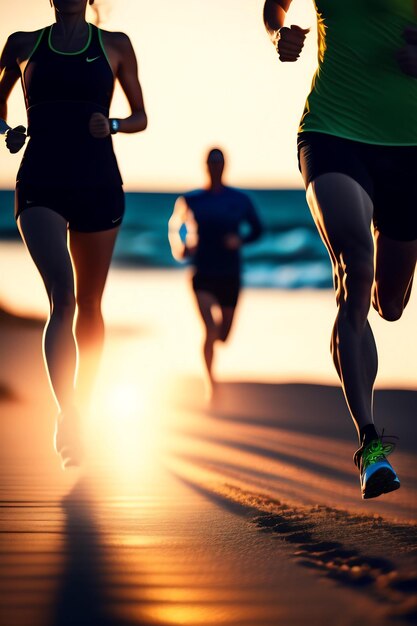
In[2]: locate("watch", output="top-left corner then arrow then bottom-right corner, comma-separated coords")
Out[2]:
110,118 -> 120,135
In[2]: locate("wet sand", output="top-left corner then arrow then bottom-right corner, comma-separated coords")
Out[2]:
0,262 -> 416,625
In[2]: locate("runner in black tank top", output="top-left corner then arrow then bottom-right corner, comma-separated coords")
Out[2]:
16,22 -> 124,230
0,0 -> 148,468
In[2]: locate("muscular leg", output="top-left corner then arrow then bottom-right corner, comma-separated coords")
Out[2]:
373,230 -> 417,321
17,207 -> 76,412
69,227 -> 119,411
218,305 -> 238,343
306,173 -> 377,440
194,290 -> 220,388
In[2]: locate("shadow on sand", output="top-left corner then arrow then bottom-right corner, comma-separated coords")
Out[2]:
170,379 -> 417,623
174,378 -> 417,451
51,478 -> 154,626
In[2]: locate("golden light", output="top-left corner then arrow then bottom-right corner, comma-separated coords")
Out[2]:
104,382 -> 144,420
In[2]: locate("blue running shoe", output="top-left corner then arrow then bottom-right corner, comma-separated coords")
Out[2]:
353,436 -> 400,500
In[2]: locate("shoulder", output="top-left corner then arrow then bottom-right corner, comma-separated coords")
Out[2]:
183,189 -> 207,207
226,186 -> 252,202
2,29 -> 45,64
99,29 -> 133,51
183,188 -> 205,201
5,29 -> 44,49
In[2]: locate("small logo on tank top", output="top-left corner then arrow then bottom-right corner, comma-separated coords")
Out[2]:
86,56 -> 101,63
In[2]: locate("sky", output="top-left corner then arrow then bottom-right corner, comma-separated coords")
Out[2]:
0,0 -> 318,191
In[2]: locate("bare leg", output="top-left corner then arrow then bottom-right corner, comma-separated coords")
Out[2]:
306,173 -> 376,439
218,305 -> 238,343
373,230 -> 417,321
194,290 -> 220,391
69,227 -> 119,411
18,207 -> 77,412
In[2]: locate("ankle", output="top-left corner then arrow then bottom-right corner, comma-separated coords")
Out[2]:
359,423 -> 379,447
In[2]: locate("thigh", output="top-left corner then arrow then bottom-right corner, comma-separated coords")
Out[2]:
69,228 -> 120,305
374,230 -> 417,312
193,288 -> 219,332
220,305 -> 237,332
307,173 -> 374,263
372,145 -> 417,242
17,206 -> 74,298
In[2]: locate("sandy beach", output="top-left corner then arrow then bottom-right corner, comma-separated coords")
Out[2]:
0,241 -> 416,626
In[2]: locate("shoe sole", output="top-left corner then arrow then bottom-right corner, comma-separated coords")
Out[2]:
362,467 -> 400,500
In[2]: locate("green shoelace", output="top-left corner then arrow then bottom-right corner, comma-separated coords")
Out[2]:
361,439 -> 395,470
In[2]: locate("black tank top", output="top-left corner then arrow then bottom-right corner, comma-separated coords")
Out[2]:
17,24 -> 122,187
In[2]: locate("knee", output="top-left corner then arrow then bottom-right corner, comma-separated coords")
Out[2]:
204,326 -> 218,343
373,299 -> 403,322
50,283 -> 76,316
218,326 -> 231,343
342,252 -> 374,300
76,294 -> 102,317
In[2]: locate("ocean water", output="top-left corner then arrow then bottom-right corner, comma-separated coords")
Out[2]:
0,189 -> 332,289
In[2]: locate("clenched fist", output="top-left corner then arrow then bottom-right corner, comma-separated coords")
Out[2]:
89,112 -> 110,138
5,125 -> 26,154
224,234 -> 242,250
276,25 -> 310,62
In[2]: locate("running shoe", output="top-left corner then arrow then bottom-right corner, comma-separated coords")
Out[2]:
54,408 -> 83,469
353,435 -> 400,499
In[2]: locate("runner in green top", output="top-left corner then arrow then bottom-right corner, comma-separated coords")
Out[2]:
300,0 -> 417,145
264,0 -> 417,500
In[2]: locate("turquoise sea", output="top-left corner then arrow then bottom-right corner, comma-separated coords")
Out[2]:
0,189 -> 332,289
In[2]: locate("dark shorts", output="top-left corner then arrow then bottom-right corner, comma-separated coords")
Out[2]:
298,132 -> 417,241
15,184 -> 125,232
192,273 -> 240,308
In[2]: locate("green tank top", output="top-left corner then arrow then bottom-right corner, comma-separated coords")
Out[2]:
299,0 -> 417,145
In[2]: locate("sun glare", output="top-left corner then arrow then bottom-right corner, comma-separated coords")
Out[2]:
105,382 -> 144,420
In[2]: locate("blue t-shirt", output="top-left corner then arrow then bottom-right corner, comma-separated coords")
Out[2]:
183,186 -> 262,277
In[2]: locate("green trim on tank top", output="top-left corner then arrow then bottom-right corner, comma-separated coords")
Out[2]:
28,28 -> 46,61
97,28 -> 114,76
298,128 -> 417,148
48,22 -> 92,55
22,28 -> 46,105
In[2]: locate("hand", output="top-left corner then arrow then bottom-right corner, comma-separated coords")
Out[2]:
184,244 -> 197,257
276,25 -> 310,62
397,26 -> 417,77
5,125 -> 26,154
89,112 -> 110,138
224,234 -> 242,250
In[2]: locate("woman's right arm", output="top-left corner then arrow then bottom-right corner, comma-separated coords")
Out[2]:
263,0 -> 292,39
168,197 -> 198,261
263,0 -> 309,62
0,33 -> 27,153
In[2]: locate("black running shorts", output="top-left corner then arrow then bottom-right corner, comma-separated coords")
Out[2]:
15,184 -> 125,232
298,132 -> 417,241
192,273 -> 240,308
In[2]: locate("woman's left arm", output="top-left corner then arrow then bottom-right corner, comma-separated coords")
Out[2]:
89,32 -> 147,138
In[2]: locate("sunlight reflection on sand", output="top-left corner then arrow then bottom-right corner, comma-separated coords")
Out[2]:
0,240 -> 416,388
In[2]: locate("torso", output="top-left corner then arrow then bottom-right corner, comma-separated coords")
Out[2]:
184,187 -> 252,277
15,24 -> 123,188
300,0 -> 417,145
15,27 -> 123,77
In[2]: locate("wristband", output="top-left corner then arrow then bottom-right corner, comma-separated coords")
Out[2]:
110,118 -> 120,135
0,119 -> 11,135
